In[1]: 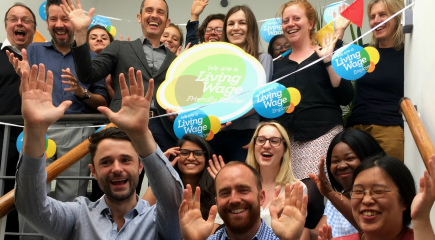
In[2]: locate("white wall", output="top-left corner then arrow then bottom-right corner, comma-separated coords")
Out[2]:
403,0 -> 435,228
0,0 -> 373,49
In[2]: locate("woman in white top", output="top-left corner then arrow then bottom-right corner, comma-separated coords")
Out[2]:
209,121 -> 308,234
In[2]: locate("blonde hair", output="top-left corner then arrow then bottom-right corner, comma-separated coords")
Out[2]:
367,0 -> 404,50
246,121 -> 299,186
277,0 -> 318,45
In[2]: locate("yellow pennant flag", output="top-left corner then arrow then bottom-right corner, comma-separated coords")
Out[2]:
314,21 -> 334,47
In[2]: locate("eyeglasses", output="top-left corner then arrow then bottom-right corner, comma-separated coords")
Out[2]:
179,149 -> 206,158
205,27 -> 223,33
6,17 -> 34,25
273,43 -> 291,52
254,136 -> 284,147
350,187 -> 393,199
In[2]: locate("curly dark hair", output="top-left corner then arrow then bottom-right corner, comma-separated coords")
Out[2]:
197,13 -> 225,43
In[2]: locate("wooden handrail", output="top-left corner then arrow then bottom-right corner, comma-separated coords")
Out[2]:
400,98 -> 435,169
0,123 -> 116,218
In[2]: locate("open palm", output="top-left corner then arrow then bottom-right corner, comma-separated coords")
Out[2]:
61,0 -> 94,31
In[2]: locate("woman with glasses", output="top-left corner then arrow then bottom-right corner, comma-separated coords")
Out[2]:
319,155 -> 416,240
142,134 -> 215,220
209,121 -> 308,236
208,5 -> 273,164
309,129 -> 385,239
267,34 -> 291,61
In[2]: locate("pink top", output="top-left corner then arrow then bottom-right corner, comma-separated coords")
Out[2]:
335,228 -> 414,240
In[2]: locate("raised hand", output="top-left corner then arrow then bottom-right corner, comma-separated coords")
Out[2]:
317,224 -> 333,240
6,48 -> 30,77
190,0 -> 209,21
207,154 -> 225,179
119,35 -> 130,41
412,157 -> 435,220
179,185 -> 217,240
270,182 -> 308,240
164,147 -> 181,167
177,42 -> 192,56
166,108 -> 178,122
270,186 -> 285,217
97,67 -> 155,156
309,156 -> 335,197
61,0 -> 95,46
314,32 -> 337,63
61,68 -> 85,97
22,64 -> 72,158
333,3 -> 351,39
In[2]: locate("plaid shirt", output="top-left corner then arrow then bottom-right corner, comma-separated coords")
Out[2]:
324,200 -> 358,237
207,220 -> 279,240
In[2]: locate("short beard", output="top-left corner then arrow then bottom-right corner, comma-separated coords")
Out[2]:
49,30 -> 74,48
218,195 -> 261,234
98,176 -> 138,203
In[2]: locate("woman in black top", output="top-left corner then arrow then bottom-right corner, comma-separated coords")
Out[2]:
272,0 -> 353,228
345,0 -> 405,162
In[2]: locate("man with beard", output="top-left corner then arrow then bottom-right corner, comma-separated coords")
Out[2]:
179,161 -> 308,240
1,3 -> 36,238
63,0 -> 179,153
7,0 -> 109,205
15,65 -> 183,239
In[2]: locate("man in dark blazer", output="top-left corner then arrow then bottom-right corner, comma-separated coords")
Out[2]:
64,0 -> 178,151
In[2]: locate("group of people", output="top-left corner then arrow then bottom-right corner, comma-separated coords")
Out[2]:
0,0 -> 425,239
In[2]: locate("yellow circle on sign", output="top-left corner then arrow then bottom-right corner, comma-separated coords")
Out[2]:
364,47 -> 380,65
287,87 -> 301,106
46,139 -> 56,159
208,115 -> 221,135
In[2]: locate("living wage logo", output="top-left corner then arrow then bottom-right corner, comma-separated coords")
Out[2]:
174,109 -> 221,140
16,132 -> 56,158
253,83 -> 301,119
332,44 -> 380,80
157,42 -> 266,124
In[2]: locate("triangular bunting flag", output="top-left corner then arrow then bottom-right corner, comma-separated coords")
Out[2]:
340,0 -> 364,28
314,21 -> 334,46
33,30 -> 46,43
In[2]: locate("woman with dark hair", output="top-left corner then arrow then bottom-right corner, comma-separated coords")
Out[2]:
320,155 -> 416,240
87,25 -> 114,54
268,34 -> 291,61
309,129 -> 385,238
208,5 -> 273,164
142,134 -> 215,220
272,0 -> 353,228
186,0 -> 225,46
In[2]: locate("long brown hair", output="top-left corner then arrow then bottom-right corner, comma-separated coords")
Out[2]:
222,5 -> 260,59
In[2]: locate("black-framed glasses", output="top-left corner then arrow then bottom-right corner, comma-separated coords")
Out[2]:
350,187 -> 393,199
6,17 -> 34,25
179,149 -> 206,158
205,27 -> 223,33
254,136 -> 284,147
273,43 -> 291,52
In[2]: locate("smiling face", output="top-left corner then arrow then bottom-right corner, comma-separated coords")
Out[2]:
90,139 -> 142,203
254,125 -> 285,169
281,4 -> 314,44
330,142 -> 361,191
369,2 -> 395,47
215,164 -> 264,234
177,141 -> 206,177
88,28 -> 111,54
204,19 -> 224,43
226,10 -> 248,50
5,6 -> 35,50
160,26 -> 181,53
351,167 -> 406,237
137,0 -> 170,40
46,4 -> 74,48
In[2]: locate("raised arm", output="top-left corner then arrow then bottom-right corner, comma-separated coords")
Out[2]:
16,64 -> 76,239
411,157 -> 435,240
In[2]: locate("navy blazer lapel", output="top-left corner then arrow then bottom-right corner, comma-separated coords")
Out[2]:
131,38 -> 153,76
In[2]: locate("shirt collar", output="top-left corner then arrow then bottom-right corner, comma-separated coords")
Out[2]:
221,220 -> 268,240
140,36 -> 166,49
1,38 -> 21,55
96,195 -> 145,217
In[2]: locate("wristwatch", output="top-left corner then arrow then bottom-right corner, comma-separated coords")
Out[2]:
81,89 -> 91,100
